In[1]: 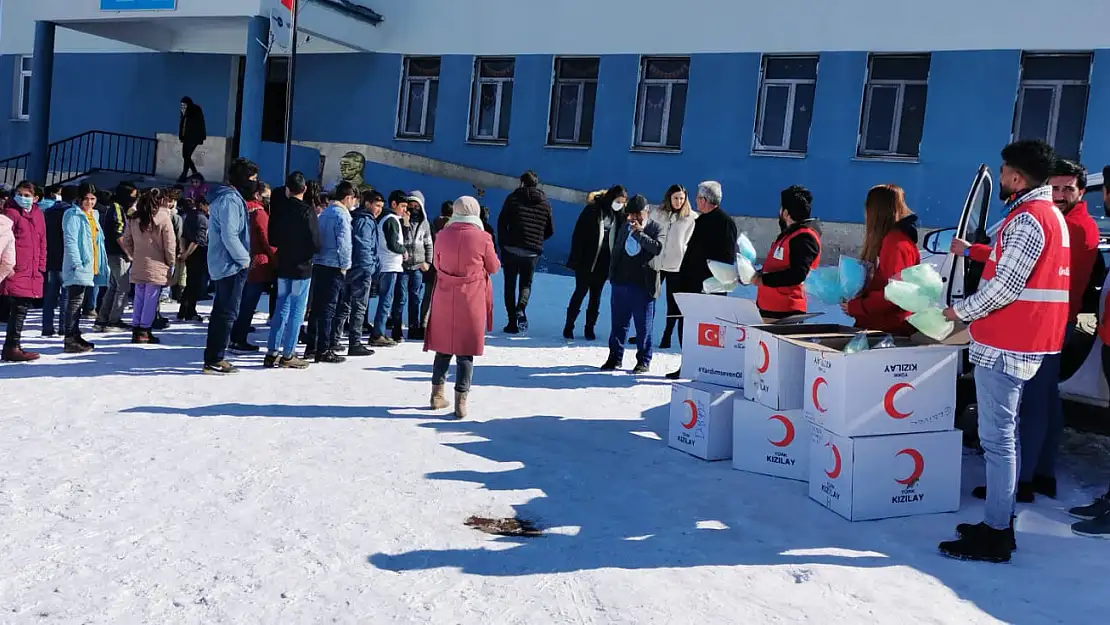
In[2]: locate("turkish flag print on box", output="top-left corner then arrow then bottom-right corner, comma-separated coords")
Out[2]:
808,424 -> 962,521
799,337 -> 960,437
732,398 -> 811,482
674,293 -> 762,390
668,381 -> 741,461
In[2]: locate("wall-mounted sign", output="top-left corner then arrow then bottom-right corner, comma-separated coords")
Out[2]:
100,0 -> 177,11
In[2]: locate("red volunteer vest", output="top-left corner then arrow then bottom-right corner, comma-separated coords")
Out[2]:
756,227 -> 821,314
968,198 -> 1070,354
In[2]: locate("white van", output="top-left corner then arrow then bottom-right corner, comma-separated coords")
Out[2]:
918,166 -> 1108,430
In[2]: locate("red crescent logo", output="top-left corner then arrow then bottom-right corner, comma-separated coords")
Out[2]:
824,442 -> 842,479
895,448 -> 925,485
811,377 -> 828,413
767,414 -> 795,447
738,327 -> 747,342
884,382 -> 915,419
757,341 -> 770,374
681,399 -> 698,429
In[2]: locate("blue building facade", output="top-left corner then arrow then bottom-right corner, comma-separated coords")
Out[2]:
2,48 -> 1108,239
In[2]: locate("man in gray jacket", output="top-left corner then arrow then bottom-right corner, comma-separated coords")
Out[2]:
392,190 -> 433,341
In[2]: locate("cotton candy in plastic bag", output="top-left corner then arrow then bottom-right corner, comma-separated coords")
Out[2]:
908,308 -> 955,341
736,233 -> 758,262
703,276 -> 733,294
804,266 -> 843,305
874,333 -> 896,349
884,279 -> 935,313
838,256 -> 867,301
843,331 -> 871,354
900,263 -> 945,302
708,259 -> 739,285
736,256 -> 756,284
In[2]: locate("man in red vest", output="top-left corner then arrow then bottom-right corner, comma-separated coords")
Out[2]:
939,140 -> 1069,563
753,185 -> 822,319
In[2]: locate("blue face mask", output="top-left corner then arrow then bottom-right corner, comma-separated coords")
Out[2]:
39,199 -> 56,210
15,195 -> 33,211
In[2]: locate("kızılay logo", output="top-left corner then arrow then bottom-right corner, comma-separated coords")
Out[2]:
756,340 -> 770,373
884,382 -> 915,419
811,376 -> 828,413
681,399 -> 698,429
698,323 -> 723,348
736,327 -> 747,344
767,414 -> 795,447
824,442 -> 842,479
895,448 -> 924,486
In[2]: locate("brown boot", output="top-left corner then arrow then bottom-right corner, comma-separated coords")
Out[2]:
2,346 -> 40,361
430,384 -> 449,410
454,391 -> 468,419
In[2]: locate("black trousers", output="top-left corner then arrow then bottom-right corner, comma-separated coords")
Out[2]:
567,270 -> 607,328
178,251 -> 209,318
181,142 -> 200,178
63,286 -> 87,339
305,265 -> 345,354
3,296 -> 31,349
503,251 -> 539,321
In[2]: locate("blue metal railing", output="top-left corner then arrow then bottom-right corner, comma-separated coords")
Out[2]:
0,130 -> 158,188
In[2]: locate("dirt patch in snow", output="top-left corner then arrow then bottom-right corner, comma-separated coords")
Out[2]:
464,516 -> 543,537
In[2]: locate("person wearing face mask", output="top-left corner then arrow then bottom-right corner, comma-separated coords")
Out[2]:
93,182 -> 137,333
753,185 -> 822,320
202,157 -> 259,374
651,184 -> 697,349
304,181 -> 356,364
564,185 -> 627,340
1,180 -> 47,361
938,140 -> 1068,563
229,181 -> 278,353
600,195 -> 665,374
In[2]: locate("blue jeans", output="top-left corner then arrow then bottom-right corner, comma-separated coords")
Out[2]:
976,359 -> 1026,530
391,269 -> 424,330
230,281 -> 268,345
1017,351 -> 1063,482
203,269 -> 248,366
334,267 -> 375,347
83,286 -> 100,315
372,272 -> 401,339
608,282 -> 656,366
42,270 -> 64,334
306,265 -> 345,354
267,277 -> 311,358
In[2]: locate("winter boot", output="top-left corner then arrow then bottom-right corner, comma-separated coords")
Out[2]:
972,482 -> 1035,504
939,524 -> 1013,563
957,517 -> 1016,551
144,329 -> 161,345
563,308 -> 579,340
63,337 -> 90,354
454,391 -> 468,419
584,311 -> 598,341
3,346 -> 41,361
131,327 -> 149,344
430,384 -> 449,410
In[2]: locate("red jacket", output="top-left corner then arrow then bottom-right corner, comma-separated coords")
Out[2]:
846,215 -> 920,334
969,201 -> 1099,325
246,202 -> 278,283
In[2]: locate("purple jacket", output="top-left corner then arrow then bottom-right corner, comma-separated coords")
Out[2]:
0,199 -> 47,298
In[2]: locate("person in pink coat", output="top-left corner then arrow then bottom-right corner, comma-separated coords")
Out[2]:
2,181 -> 47,362
0,214 -> 15,285
424,195 -> 501,418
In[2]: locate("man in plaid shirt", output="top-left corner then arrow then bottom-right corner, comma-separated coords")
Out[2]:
938,140 -> 1070,563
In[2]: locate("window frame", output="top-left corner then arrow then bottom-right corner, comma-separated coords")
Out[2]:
15,55 -> 31,121
856,53 -> 931,159
546,56 -> 599,148
395,56 -> 441,141
632,56 -> 690,151
467,56 -> 515,144
752,54 -> 819,156
1011,52 -> 1092,159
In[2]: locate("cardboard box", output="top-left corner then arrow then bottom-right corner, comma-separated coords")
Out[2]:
743,324 -> 862,410
732,398 -> 811,481
808,425 -> 962,521
674,293 -> 763,390
668,381 -> 741,461
795,334 -> 960,437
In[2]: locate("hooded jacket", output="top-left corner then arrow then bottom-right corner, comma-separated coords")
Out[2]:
179,98 -> 207,146
206,185 -> 251,281
403,204 -> 434,270
497,186 -> 554,255
845,215 -> 921,334
0,214 -> 15,285
268,190 -> 320,280
0,198 -> 46,298
61,205 -> 110,288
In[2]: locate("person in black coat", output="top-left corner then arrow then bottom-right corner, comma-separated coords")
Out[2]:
497,170 -> 554,333
179,96 -> 207,183
564,185 -> 627,340
265,172 -> 322,368
669,181 -> 737,379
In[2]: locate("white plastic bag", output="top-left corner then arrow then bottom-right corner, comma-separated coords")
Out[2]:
737,233 -> 758,262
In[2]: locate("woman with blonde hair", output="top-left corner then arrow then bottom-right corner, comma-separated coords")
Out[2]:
842,184 -> 920,335
650,184 -> 696,348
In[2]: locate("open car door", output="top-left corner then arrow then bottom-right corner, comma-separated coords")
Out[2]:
1059,271 -> 1110,409
944,164 -> 994,306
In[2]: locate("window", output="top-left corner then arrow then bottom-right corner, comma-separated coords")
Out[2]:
634,57 -> 689,150
858,54 -> 930,158
397,56 -> 440,140
468,57 -> 515,143
1013,53 -> 1092,161
754,56 -> 818,154
547,57 -> 599,146
15,56 -> 31,120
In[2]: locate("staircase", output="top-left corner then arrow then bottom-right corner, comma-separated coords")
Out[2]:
0,131 -> 158,188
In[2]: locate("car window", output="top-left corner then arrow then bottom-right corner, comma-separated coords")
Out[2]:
1085,184 -> 1105,218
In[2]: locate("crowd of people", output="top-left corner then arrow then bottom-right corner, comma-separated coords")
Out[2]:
2,143 -> 1110,549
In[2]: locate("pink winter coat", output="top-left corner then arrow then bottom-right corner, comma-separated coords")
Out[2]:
424,221 -> 501,357
0,214 -> 15,285
0,199 -> 46,298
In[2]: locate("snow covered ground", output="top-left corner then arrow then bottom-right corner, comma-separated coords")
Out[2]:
1,272 -> 1109,624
